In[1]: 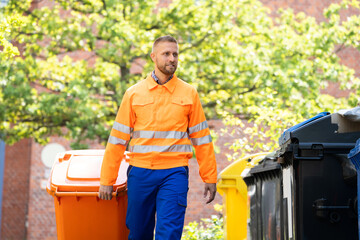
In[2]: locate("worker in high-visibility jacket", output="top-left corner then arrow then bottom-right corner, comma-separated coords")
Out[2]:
99,35 -> 217,240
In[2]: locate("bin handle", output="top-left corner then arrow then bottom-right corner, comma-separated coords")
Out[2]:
54,191 -> 120,197
293,145 -> 323,160
293,154 -> 323,160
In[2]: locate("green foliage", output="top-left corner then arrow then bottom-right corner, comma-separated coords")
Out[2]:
0,0 -> 359,149
0,12 -> 25,59
181,215 -> 224,240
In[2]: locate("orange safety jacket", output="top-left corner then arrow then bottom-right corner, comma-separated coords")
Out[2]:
100,73 -> 217,185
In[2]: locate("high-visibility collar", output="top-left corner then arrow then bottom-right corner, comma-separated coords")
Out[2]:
146,72 -> 178,93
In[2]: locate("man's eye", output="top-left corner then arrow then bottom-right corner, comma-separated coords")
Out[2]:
173,54 -> 178,57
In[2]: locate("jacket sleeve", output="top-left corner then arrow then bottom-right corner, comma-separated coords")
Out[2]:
188,90 -> 217,183
100,91 -> 135,185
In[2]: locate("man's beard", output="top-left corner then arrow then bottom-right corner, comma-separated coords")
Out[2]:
158,63 -> 177,75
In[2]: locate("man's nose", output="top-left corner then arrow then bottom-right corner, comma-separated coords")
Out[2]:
169,54 -> 175,62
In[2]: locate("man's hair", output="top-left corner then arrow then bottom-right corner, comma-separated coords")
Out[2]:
152,35 -> 178,52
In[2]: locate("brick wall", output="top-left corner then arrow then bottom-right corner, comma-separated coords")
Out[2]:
261,0 -> 360,22
25,138 -> 69,240
1,139 -> 32,240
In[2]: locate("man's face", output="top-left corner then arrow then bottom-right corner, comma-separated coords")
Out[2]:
151,41 -> 179,75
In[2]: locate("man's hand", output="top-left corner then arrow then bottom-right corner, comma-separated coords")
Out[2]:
99,184 -> 113,200
203,183 -> 217,204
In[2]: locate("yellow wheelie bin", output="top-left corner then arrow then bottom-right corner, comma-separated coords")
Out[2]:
217,152 -> 268,240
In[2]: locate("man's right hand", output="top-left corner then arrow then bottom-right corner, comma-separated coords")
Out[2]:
99,184 -> 113,200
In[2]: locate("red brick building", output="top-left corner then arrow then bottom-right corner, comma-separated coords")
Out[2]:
1,0 -> 359,239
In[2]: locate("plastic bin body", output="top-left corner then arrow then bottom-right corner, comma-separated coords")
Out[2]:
217,153 -> 267,240
47,150 -> 129,240
244,155 -> 283,240
293,153 -> 357,240
279,114 -> 359,240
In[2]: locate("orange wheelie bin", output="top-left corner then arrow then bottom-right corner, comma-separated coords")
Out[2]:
46,149 -> 129,240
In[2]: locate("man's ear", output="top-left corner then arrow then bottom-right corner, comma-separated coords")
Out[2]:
150,52 -> 155,62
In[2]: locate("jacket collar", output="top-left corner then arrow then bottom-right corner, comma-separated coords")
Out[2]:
146,72 -> 178,93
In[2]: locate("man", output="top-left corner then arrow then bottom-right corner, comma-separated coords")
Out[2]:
99,35 -> 217,240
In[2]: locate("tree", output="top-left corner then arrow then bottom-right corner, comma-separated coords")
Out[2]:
0,11 -> 24,59
0,0 -> 359,150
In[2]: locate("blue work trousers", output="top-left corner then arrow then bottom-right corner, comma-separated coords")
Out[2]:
126,166 -> 189,240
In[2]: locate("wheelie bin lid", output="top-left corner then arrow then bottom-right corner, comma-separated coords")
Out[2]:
217,152 -> 268,196
46,149 -> 129,196
279,112 -> 330,145
249,153 -> 281,181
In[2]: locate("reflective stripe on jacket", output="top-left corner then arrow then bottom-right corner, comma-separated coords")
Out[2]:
100,73 -> 217,185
